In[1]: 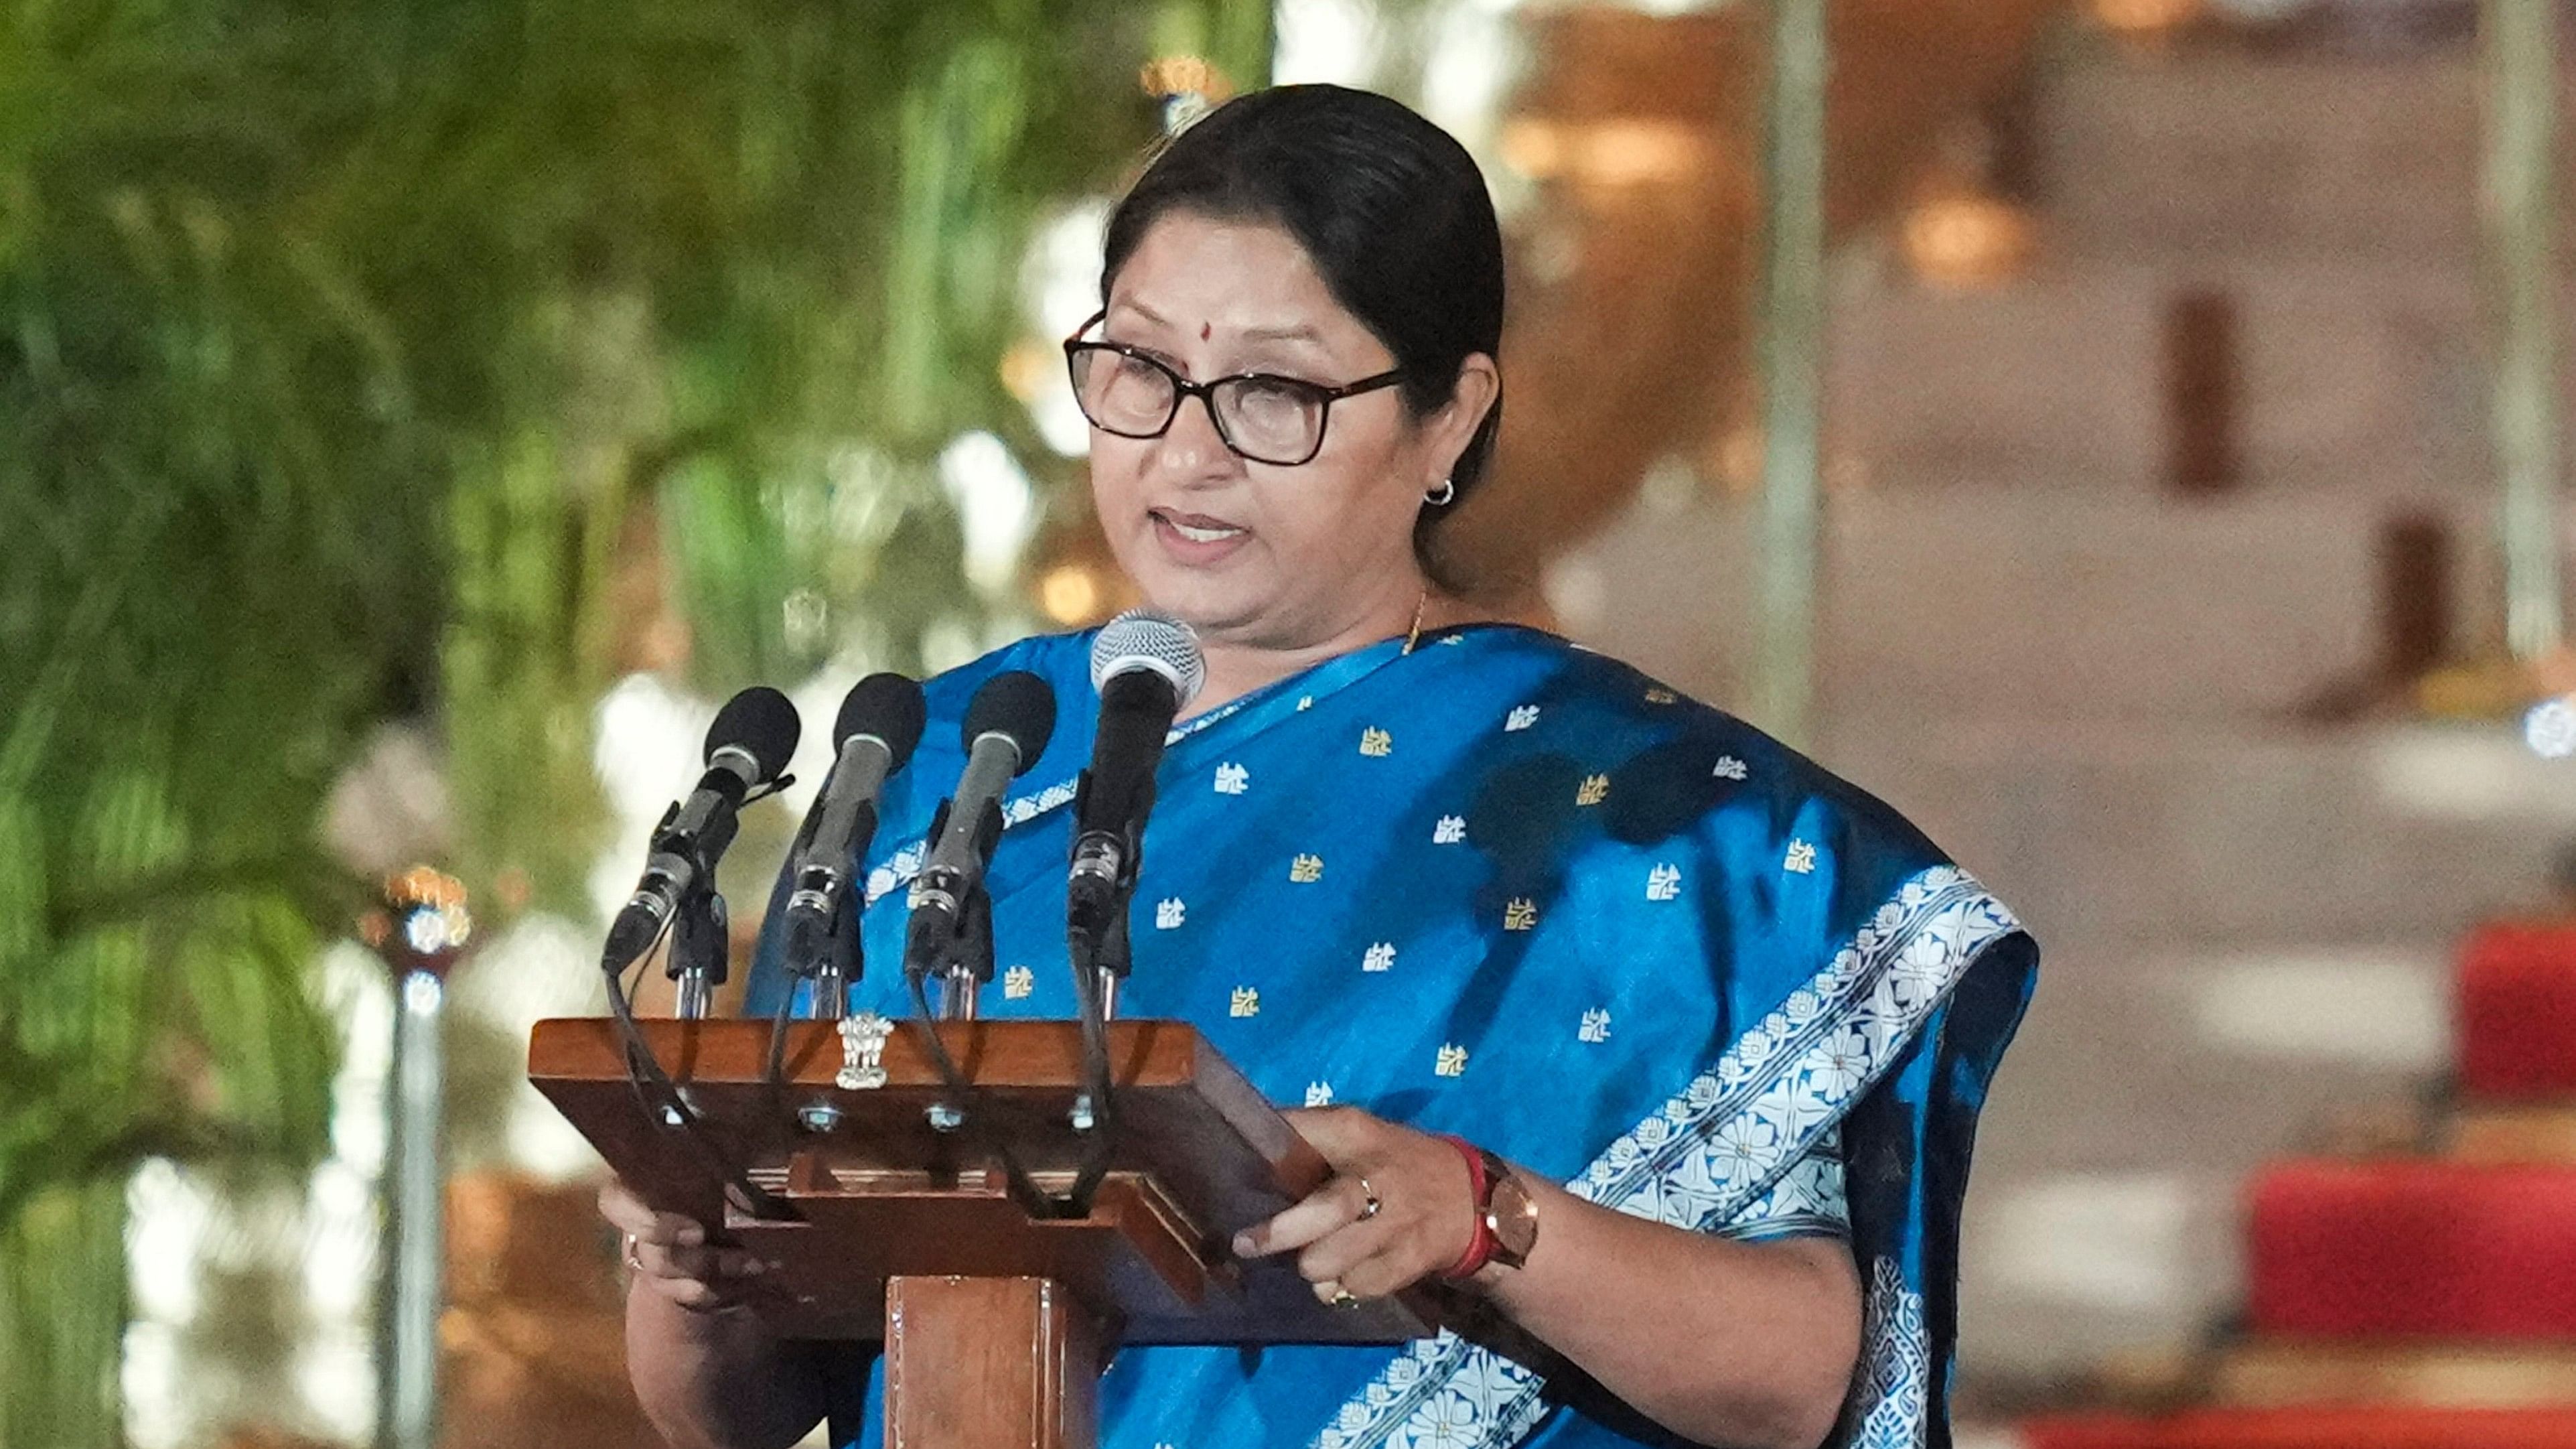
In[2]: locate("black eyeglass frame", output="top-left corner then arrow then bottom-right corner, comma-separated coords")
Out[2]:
1060,309 -> 1407,467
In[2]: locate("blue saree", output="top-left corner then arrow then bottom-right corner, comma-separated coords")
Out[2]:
743,623 -> 2036,1449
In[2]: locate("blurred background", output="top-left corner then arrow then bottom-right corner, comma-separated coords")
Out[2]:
11,1 -> 2576,1447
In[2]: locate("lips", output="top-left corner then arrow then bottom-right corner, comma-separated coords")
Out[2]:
1149,508 -> 1247,543
1145,506 -> 1253,564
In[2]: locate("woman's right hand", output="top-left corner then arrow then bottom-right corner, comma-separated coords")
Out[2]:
597,1176 -> 772,1314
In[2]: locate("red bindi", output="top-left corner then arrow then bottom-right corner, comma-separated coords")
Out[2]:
1199,322 -> 1213,342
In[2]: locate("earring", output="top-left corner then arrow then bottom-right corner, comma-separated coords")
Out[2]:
1425,478 -> 1457,507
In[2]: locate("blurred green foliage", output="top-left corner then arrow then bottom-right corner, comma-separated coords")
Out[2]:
0,0 -> 1267,1441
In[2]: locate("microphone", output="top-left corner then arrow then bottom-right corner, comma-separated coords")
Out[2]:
780,673 -> 928,982
602,685 -> 801,969
904,670 -> 1056,989
1068,610 -> 1204,949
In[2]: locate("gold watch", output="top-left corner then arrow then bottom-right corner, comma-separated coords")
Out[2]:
1474,1146 -> 1540,1270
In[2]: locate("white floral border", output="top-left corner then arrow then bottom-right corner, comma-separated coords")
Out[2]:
1310,865 -> 2021,1449
1719,1125 -> 1848,1243
861,778 -> 1081,905
1853,1256 -> 1931,1449
853,707 -> 1249,908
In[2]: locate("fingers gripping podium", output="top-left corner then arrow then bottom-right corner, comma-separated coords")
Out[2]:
528,1016 -> 1430,1449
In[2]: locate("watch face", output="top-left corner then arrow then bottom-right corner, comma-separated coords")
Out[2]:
1482,1158 -> 1540,1267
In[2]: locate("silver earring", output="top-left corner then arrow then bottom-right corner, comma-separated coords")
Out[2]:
1425,478 -> 1457,507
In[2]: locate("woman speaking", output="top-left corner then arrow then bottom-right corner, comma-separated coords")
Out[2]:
601,84 -> 2035,1449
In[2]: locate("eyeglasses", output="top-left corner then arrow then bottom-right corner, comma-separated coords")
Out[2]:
1062,310 -> 1406,467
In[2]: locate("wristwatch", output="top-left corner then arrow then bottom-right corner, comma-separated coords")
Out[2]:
1441,1136 -> 1541,1278
1474,1146 -> 1541,1270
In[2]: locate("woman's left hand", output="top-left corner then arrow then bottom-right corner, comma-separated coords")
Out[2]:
1232,1105 -> 1482,1304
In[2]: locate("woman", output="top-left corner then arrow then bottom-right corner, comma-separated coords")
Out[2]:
602,84 -> 2035,1449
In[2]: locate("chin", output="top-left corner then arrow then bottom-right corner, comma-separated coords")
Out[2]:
1129,567 -> 1271,636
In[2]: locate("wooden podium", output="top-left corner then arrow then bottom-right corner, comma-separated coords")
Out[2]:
529,1016 -> 1431,1448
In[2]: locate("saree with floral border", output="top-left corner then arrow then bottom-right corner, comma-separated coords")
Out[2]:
743,623 -> 2035,1449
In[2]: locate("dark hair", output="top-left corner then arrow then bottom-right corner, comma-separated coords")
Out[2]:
1100,84 -> 1505,590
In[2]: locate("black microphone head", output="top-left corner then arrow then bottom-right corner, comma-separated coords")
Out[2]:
962,669 -> 1056,775
1090,608 -> 1205,711
835,672 -> 927,769
705,685 -> 801,784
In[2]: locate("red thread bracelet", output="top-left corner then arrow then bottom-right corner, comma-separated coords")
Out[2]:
1437,1133 -> 1498,1280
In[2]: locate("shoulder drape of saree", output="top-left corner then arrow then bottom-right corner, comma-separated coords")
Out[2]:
1307,868 -> 2032,1449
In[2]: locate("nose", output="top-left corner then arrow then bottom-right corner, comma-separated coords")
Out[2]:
1151,391 -> 1235,482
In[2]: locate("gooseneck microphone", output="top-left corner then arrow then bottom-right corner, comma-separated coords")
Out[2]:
602,685 -> 801,974
593,686 -> 798,1219
1068,610 -> 1206,957
1058,613 -> 1201,1211
904,670 -> 1056,1016
780,673 -> 928,1006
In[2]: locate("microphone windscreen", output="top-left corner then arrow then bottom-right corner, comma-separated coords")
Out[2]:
835,672 -> 927,769
1090,608 -> 1205,711
706,685 -> 802,784
962,669 -> 1057,773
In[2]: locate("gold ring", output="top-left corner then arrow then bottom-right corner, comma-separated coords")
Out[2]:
1355,1175 -> 1382,1223
1330,1288 -> 1361,1309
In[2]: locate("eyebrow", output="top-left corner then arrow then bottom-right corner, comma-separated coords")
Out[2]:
1111,298 -> 1175,333
1240,323 -> 1326,346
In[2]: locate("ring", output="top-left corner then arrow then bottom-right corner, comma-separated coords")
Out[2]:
1331,1288 -> 1362,1309
1355,1175 -> 1382,1223
623,1233 -> 644,1272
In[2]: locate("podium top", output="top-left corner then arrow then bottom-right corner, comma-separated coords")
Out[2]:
529,1016 -> 1431,1344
